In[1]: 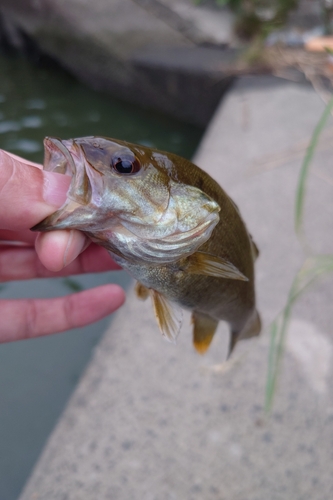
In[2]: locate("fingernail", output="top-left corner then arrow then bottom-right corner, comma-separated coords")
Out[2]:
63,230 -> 88,267
43,171 -> 71,207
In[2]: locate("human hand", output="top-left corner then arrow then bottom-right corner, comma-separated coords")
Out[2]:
0,149 -> 125,343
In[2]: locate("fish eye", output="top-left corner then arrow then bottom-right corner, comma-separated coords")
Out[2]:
111,154 -> 141,175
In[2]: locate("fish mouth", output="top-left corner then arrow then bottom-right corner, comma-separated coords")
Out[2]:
43,137 -> 77,176
32,137 -> 93,232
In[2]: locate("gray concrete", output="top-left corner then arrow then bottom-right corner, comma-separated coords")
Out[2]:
0,0 -> 236,125
20,77 -> 333,499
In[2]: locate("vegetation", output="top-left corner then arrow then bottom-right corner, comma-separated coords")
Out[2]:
265,93 -> 333,412
195,0 -> 299,38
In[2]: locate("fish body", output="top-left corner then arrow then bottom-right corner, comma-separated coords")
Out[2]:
33,136 -> 260,355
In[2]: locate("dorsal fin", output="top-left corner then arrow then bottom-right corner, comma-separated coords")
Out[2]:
250,235 -> 259,261
228,309 -> 261,358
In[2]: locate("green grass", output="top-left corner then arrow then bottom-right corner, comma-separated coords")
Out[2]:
265,95 -> 333,412
295,93 -> 333,241
62,278 -> 84,292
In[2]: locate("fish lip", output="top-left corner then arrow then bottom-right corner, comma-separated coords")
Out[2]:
43,136 -> 76,176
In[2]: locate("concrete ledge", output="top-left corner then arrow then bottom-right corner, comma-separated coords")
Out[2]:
20,76 -> 333,499
131,47 -> 237,125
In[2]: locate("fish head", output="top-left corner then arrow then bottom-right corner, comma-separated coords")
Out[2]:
36,136 -> 172,229
33,136 -> 220,264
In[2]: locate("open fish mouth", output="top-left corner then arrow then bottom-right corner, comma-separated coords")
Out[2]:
32,137 -> 94,232
43,137 -> 77,176
44,136 -> 93,205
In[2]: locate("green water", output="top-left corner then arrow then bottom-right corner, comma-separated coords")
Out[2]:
0,53 -> 202,499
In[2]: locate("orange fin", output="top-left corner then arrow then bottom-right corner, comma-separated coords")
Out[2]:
150,290 -> 183,343
228,309 -> 261,359
135,281 -> 150,301
186,252 -> 248,281
192,311 -> 218,354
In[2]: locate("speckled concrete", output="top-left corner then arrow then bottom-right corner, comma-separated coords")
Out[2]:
20,77 -> 333,500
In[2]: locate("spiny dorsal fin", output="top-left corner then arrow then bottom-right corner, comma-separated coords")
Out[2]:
186,252 -> 248,281
135,281 -> 150,301
150,290 -> 183,343
192,311 -> 218,355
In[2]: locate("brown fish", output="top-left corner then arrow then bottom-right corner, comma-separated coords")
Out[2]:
32,136 -> 261,356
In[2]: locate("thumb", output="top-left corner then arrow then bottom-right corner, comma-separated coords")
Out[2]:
0,149 -> 70,231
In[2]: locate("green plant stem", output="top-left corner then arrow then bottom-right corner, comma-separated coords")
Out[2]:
62,278 -> 84,292
265,255 -> 333,412
265,279 -> 295,412
295,93 -> 333,238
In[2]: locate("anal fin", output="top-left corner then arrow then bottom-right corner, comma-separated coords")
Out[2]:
192,311 -> 218,354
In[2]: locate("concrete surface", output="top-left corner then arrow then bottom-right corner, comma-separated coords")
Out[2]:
0,0 -> 236,125
19,76 -> 333,499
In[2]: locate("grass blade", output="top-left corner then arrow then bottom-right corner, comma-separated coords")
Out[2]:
265,318 -> 278,412
265,283 -> 294,413
295,93 -> 333,235
265,254 -> 333,412
62,278 -> 84,292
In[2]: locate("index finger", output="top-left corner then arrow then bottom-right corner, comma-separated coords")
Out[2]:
0,244 -> 121,282
0,284 -> 125,343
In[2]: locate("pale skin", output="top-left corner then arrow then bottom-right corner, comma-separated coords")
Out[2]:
0,149 -> 125,343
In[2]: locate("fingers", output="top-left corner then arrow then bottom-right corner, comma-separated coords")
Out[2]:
0,244 -> 121,282
0,149 -> 70,230
35,230 -> 89,272
0,284 -> 125,343
0,149 -> 126,345
0,229 -> 37,245
0,149 -> 96,271
35,232 -> 122,273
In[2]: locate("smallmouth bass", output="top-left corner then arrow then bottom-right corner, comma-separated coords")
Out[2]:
33,136 -> 261,355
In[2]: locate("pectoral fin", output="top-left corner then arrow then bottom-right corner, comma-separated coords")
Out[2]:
135,281 -> 150,301
186,252 -> 248,281
150,290 -> 183,343
228,309 -> 261,358
192,311 -> 218,354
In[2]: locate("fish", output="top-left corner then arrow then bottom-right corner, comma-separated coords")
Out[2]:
32,136 -> 261,356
